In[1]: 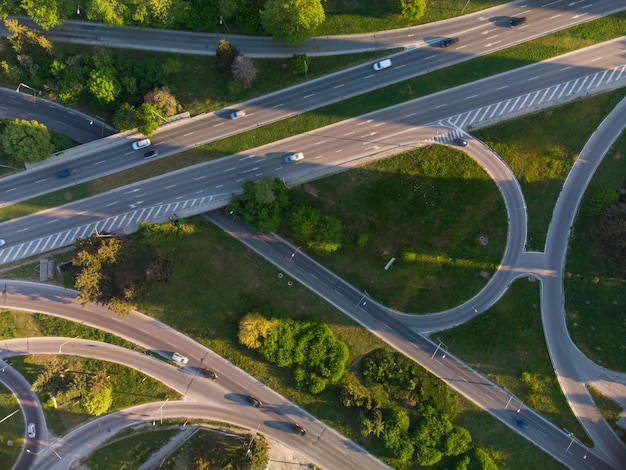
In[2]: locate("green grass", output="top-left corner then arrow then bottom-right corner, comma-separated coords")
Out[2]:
474,88 -> 626,250
285,146 -> 506,313
564,130 -> 626,372
437,279 -> 592,446
319,0 -> 508,35
9,354 -> 180,436
587,385 -> 626,446
0,384 -> 22,470
85,427 -> 181,470
0,13 -> 624,223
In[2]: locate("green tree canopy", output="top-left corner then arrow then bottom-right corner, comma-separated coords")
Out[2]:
88,68 -> 121,104
216,38 -> 240,73
229,177 -> 289,232
260,0 -> 325,44
20,0 -> 60,29
2,119 -> 54,163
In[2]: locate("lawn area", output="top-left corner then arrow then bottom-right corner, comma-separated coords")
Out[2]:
564,129 -> 626,372
85,427 -> 181,470
437,278 -> 592,446
0,384 -> 22,470
587,386 -> 626,446
319,0 -> 508,35
473,88 -> 626,251
284,145 -> 506,313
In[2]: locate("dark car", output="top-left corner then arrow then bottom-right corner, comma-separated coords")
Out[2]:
513,416 -> 528,429
509,16 -> 526,27
246,396 -> 262,407
292,424 -> 306,435
56,169 -> 74,178
441,37 -> 459,48
203,369 -> 218,380
454,138 -> 469,147
143,150 -> 158,159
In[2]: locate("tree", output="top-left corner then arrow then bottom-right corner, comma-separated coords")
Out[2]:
216,36 -> 239,72
88,68 -> 121,104
136,103 -> 161,136
113,103 -> 139,131
2,119 -> 54,163
288,53 -> 311,75
3,17 -> 52,52
20,0 -> 60,30
260,0 -> 325,44
231,54 -> 257,89
83,383 -> 113,416
399,0 -> 426,21
238,312 -> 278,348
144,86 -> 180,117
442,426 -> 472,457
88,0 -> 127,25
229,177 -> 289,232
73,234 -> 124,306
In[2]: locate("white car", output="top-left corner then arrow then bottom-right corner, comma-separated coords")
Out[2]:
27,423 -> 36,438
132,139 -> 151,150
0,239 -> 5,247
373,59 -> 392,71
230,110 -> 246,119
171,352 -> 188,364
284,152 -> 304,163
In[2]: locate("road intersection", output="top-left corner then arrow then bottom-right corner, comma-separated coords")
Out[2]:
1,3 -> 625,469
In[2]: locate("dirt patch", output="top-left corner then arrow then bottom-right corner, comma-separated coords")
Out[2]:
266,435 -> 314,469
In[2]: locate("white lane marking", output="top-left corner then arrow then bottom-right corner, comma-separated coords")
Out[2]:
165,185 -> 176,189
456,45 -> 467,50
216,184 -> 223,188
335,149 -> 343,153
394,64 -> 405,69
106,202 -> 117,207
5,188 -> 16,192
436,104 -> 447,109
36,179 -> 47,183
344,131 -> 355,136
46,219 -> 57,224
425,55 -> 436,60
528,76 -> 540,81
224,167 -> 236,172
549,14 -> 561,19
334,84 -> 345,89
314,141 -> 326,145
405,113 -> 416,117
95,160 -> 106,165
303,94 -> 315,98
195,176 -> 206,180
18,228 -> 29,232
497,85 -> 508,90
487,35 -> 498,40
364,74 -> 375,79
543,0 -> 562,7
273,103 -> 284,108
590,57 -> 603,62
485,41 -> 501,47
184,132 -> 194,136
213,122 -> 224,127
467,94 -> 478,99
560,66 -> 571,71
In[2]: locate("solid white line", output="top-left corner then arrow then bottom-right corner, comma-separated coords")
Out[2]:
5,188 -> 16,192
542,0 -> 561,7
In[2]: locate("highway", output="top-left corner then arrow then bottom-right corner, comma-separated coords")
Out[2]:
3,0 -> 622,58
1,39 -> 625,264
1,1 -> 625,207
0,5 -> 625,469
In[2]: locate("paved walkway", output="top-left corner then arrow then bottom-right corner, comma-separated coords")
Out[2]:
137,425 -> 197,470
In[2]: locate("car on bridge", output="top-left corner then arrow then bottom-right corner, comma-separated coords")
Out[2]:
441,37 -> 459,48
132,138 -> 151,150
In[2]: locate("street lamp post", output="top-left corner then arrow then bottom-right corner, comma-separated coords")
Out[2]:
157,398 -> 169,424
290,246 -> 300,261
17,83 -> 40,107
431,338 -> 448,359
58,336 -> 79,354
77,4 -> 83,15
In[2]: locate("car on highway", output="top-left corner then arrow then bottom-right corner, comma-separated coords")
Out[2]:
230,110 -> 246,119
202,369 -> 218,380
284,152 -> 304,163
441,37 -> 459,48
373,59 -> 392,71
143,150 -> 158,159
246,395 -> 262,407
171,352 -> 188,365
132,138 -> 151,150
27,422 -> 36,438
0,239 -> 5,247
509,16 -> 526,27
56,169 -> 75,178
292,424 -> 306,435
513,416 -> 528,429
454,138 -> 469,147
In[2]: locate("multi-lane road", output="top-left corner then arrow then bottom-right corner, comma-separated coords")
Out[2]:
1,2 -> 626,469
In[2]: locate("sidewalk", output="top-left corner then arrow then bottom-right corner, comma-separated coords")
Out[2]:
137,425 -> 198,470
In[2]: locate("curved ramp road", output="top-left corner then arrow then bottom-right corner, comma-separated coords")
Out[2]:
0,337 -> 388,470
0,359 -> 47,470
2,0 -> 623,57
